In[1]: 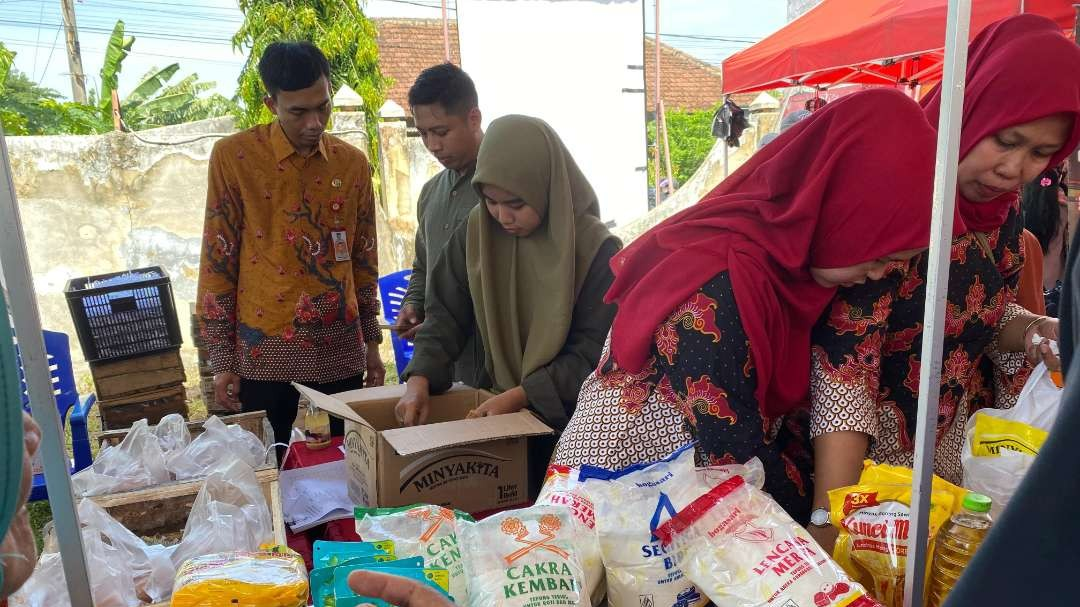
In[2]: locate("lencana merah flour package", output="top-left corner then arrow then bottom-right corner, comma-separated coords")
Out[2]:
579,443 -> 710,607
656,475 -> 880,607
355,504 -> 474,604
460,504 -> 591,606
536,465 -> 605,605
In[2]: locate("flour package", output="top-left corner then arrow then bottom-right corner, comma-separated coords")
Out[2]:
354,504 -> 474,604
460,504 -> 590,607
536,465 -> 605,605
657,475 -> 878,607
580,443 -> 710,607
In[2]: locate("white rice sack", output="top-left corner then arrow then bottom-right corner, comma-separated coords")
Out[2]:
656,475 -> 875,607
536,465 -> 604,605
460,505 -> 590,607
580,443 -> 709,607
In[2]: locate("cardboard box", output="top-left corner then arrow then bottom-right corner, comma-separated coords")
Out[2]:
295,383 -> 554,515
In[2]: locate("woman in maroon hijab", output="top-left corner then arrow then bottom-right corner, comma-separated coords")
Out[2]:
808,14 -> 1080,548
553,88 -> 941,522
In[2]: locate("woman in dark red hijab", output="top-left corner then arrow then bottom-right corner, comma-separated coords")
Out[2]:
553,88 -> 939,522
809,14 -> 1080,550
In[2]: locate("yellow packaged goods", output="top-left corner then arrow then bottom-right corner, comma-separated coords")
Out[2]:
657,475 -> 878,607
171,550 -> 308,607
827,466 -> 963,607
460,504 -> 591,607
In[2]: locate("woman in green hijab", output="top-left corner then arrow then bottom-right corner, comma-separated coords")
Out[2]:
1,287 -> 42,599
395,114 -> 621,488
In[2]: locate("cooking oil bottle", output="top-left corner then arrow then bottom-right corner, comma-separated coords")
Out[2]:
927,493 -> 993,607
303,400 -> 332,450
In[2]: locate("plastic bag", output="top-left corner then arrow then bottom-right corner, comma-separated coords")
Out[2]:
536,466 -> 604,605
581,443 -> 710,607
170,459 -> 274,569
963,361 -> 1062,518
828,476 -> 960,607
698,456 -> 766,490
10,526 -> 142,607
171,550 -> 308,607
354,504 -> 473,603
657,475 -> 877,607
167,416 -> 267,480
72,419 -> 171,496
153,412 -> 192,453
76,498 -> 176,603
460,504 -> 591,607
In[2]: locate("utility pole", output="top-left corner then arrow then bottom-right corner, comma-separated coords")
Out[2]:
60,0 -> 87,103
442,0 -> 451,62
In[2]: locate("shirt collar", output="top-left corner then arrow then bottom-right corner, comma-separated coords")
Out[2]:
271,121 -> 328,162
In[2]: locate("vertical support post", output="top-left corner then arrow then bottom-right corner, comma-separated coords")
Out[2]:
1069,5 -> 1080,238
659,99 -> 675,195
903,0 -> 971,606
59,0 -> 87,104
0,127 -> 93,604
442,0 -> 451,62
653,0 -> 662,201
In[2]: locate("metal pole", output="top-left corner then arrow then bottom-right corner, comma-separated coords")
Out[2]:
442,0 -> 451,62
903,0 -> 971,605
659,99 -> 675,195
653,0 -> 662,202
1069,5 -> 1080,239
59,0 -> 87,104
0,130 -> 93,601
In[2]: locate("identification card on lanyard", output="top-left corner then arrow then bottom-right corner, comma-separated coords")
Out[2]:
331,230 -> 351,262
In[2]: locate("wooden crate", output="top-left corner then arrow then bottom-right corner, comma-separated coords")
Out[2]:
98,384 -> 188,430
97,410 -> 272,448
90,348 -> 187,401
103,468 -> 288,607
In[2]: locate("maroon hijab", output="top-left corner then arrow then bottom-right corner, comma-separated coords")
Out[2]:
606,89 -> 939,419
922,14 -> 1080,233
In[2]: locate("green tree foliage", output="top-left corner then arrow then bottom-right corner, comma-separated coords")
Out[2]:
232,0 -> 388,164
647,105 -> 719,189
0,22 -> 236,135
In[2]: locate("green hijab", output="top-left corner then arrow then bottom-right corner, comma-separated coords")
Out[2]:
0,287 -> 25,589
468,114 -> 616,393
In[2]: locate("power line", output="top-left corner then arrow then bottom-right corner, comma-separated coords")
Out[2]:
36,25 -> 63,84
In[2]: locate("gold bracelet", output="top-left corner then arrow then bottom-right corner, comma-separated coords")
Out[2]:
1022,315 -> 1049,337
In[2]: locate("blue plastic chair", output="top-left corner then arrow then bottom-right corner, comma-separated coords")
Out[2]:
17,330 -> 97,501
377,270 -> 414,379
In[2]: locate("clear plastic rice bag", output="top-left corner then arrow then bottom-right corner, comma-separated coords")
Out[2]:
72,419 -> 170,496
167,416 -> 266,480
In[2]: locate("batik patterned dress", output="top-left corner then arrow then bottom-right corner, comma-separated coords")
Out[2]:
556,272 -> 814,522
810,206 -> 1028,484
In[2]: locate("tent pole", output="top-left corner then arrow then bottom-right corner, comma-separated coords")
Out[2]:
653,0 -> 663,202
903,0 -> 971,605
1069,4 -> 1080,240
0,130 -> 93,602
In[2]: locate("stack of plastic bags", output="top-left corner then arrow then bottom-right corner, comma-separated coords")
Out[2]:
71,414 -> 268,497
11,460 -> 274,607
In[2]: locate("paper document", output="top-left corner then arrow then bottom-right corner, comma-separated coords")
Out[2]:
279,459 -> 353,533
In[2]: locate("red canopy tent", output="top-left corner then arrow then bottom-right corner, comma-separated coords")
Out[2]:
722,0 -> 1075,94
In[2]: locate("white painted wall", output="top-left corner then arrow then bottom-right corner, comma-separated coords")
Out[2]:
457,0 -> 649,227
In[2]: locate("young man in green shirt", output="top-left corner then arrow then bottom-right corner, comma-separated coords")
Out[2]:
394,63 -> 486,385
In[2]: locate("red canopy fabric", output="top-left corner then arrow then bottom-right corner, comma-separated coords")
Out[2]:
722,0 -> 1075,94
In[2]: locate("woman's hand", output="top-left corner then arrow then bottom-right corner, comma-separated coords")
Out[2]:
1024,317 -> 1060,366
467,387 -> 528,419
1,413 -> 41,598
395,376 -> 431,426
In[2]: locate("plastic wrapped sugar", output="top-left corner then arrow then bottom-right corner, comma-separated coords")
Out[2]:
656,475 -> 878,607
460,505 -> 590,607
580,443 -> 710,607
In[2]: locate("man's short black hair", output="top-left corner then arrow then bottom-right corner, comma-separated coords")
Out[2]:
408,63 -> 478,115
258,42 -> 331,98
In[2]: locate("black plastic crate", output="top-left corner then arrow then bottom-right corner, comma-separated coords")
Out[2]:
64,266 -> 183,363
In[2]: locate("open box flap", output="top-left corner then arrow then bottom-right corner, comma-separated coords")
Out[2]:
380,411 -> 554,457
292,383 -> 376,430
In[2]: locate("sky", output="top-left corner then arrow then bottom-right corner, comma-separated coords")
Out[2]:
0,0 -> 787,101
